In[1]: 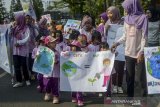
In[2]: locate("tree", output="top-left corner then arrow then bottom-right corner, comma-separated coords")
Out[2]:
15,0 -> 23,11
9,0 -> 16,19
0,0 -> 7,23
32,0 -> 44,20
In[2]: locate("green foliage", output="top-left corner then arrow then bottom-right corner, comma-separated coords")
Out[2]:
32,0 -> 44,20
0,0 -> 7,23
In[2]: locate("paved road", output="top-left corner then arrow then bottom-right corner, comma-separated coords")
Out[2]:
0,68 -> 160,107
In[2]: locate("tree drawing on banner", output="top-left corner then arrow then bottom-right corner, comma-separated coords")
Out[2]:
147,47 -> 160,79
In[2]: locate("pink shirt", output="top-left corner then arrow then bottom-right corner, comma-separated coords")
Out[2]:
117,22 -> 146,58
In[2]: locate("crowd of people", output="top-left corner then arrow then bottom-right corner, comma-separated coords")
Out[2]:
2,0 -> 160,106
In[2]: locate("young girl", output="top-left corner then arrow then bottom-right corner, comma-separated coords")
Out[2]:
111,0 -> 148,97
87,30 -> 101,52
69,43 -> 84,107
106,6 -> 125,94
33,36 -> 45,93
53,30 -> 65,53
97,12 -> 108,42
43,36 -> 60,104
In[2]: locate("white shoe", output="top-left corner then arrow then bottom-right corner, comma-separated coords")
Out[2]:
13,82 -> 23,88
26,81 -> 31,86
53,97 -> 59,104
117,87 -> 123,93
112,85 -> 118,93
44,93 -> 51,101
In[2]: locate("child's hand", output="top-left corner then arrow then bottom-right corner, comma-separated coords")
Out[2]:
111,42 -> 119,53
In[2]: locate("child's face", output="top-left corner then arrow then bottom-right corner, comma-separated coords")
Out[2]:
48,41 -> 56,49
93,39 -> 100,45
146,10 -> 152,18
100,17 -> 105,23
100,48 -> 108,51
107,10 -> 114,21
71,46 -> 77,52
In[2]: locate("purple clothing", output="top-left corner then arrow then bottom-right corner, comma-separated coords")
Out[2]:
87,44 -> 100,52
13,28 -> 30,57
122,0 -> 148,37
52,50 -> 60,77
13,14 -> 26,36
37,73 -> 44,92
100,12 -> 108,22
56,42 -> 66,53
72,92 -> 83,101
43,77 -> 59,96
97,23 -> 106,42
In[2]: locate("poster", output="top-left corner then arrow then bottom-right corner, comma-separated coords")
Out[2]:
0,25 -> 11,74
21,0 -> 36,20
60,51 -> 115,92
32,46 -> 55,76
64,19 -> 81,33
41,14 -> 52,23
144,47 -> 160,94
114,27 -> 125,61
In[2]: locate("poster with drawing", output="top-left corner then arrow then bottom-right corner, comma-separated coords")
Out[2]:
0,25 -> 11,73
60,51 -> 115,92
20,0 -> 36,20
64,19 -> 81,33
144,47 -> 160,94
32,46 -> 55,76
41,14 -> 52,24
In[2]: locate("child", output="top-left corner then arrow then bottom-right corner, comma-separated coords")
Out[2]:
43,36 -> 60,104
69,43 -> 84,107
53,30 -> 65,53
87,30 -> 101,52
33,36 -> 45,93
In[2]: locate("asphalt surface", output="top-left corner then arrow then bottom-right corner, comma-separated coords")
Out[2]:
0,68 -> 160,107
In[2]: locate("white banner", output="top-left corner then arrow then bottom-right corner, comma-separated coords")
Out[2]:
0,25 -> 11,73
60,51 -> 115,92
144,47 -> 160,94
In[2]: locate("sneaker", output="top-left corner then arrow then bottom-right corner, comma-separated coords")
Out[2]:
117,87 -> 123,94
13,82 -> 23,88
72,98 -> 77,103
112,85 -> 118,93
53,96 -> 59,104
77,100 -> 84,106
26,80 -> 31,86
31,75 -> 35,80
98,93 -> 103,97
44,93 -> 51,101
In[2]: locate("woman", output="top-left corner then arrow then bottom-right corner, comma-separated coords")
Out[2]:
105,6 -> 125,95
12,14 -> 31,88
146,8 -> 160,46
111,0 -> 148,97
97,12 -> 108,42
80,15 -> 95,43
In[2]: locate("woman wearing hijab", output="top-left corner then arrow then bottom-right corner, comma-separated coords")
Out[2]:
12,14 -> 31,88
97,12 -> 108,42
111,0 -> 148,97
146,7 -> 160,46
105,6 -> 125,96
80,15 -> 95,43
36,18 -> 49,41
